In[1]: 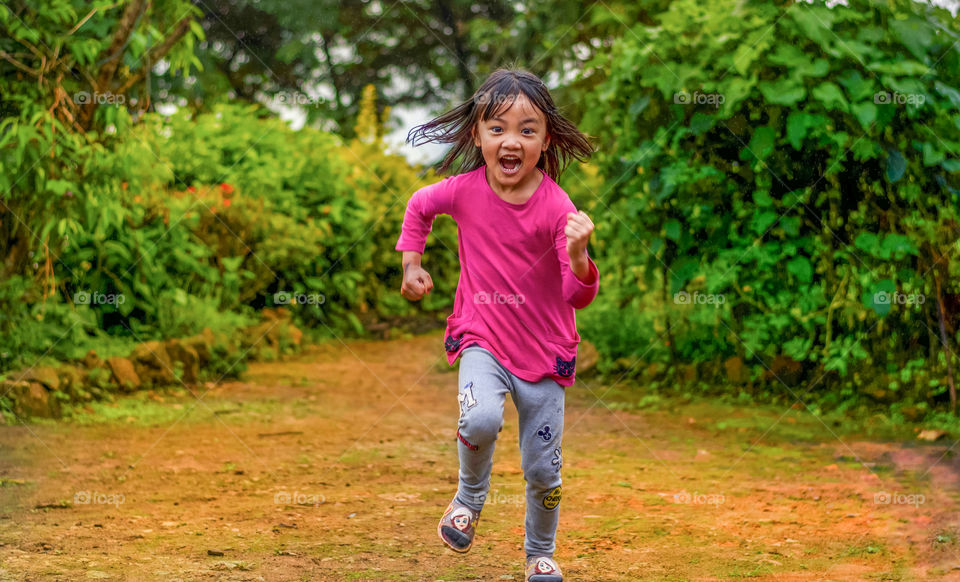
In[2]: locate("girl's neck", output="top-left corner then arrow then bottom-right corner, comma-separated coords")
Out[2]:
484,165 -> 544,205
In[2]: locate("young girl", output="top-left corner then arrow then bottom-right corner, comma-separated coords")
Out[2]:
395,68 -> 597,582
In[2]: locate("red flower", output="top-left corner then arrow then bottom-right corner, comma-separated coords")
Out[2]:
187,186 -> 196,193
220,183 -> 234,194
223,198 -> 231,208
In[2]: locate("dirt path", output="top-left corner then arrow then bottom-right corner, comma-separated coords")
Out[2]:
2,333 -> 960,581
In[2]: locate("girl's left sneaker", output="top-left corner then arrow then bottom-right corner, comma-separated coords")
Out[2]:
526,555 -> 563,582
437,499 -> 480,553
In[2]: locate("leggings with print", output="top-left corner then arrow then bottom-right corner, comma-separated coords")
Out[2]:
453,344 -> 564,558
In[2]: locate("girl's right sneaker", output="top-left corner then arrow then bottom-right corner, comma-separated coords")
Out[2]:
437,499 -> 480,553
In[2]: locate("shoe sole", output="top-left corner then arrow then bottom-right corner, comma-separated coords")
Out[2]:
528,576 -> 563,582
438,523 -> 472,553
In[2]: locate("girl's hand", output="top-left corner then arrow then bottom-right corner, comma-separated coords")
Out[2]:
401,264 -> 434,301
565,210 -> 594,260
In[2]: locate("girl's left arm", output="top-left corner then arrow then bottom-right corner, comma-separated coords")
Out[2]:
555,210 -> 599,309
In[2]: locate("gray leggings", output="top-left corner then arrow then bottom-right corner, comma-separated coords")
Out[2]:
453,345 -> 565,558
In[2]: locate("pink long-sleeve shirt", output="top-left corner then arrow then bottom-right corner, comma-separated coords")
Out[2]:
395,165 -> 599,386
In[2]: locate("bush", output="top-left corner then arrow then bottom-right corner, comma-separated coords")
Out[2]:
582,0 -> 960,413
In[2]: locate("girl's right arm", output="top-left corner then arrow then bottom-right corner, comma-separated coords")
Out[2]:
400,251 -> 433,301
394,179 -> 458,253
395,179 -> 458,301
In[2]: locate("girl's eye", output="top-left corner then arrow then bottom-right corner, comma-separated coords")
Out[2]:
491,127 -> 502,133
522,128 -> 533,135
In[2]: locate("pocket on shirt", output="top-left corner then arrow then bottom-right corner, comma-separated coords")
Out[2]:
543,332 -> 579,378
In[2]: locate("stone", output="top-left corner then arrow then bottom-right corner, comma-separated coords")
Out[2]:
764,355 -> 803,386
287,323 -> 303,348
182,334 -> 212,367
724,356 -> 747,384
107,357 -> 141,392
82,349 -> 104,370
57,365 -> 86,399
165,339 -> 200,384
13,366 -> 60,391
2,380 -> 60,419
131,341 -> 176,387
918,429 -> 947,442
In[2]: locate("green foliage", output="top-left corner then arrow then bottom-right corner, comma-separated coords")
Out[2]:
582,0 -> 960,414
345,86 -> 460,322
0,82 -> 445,371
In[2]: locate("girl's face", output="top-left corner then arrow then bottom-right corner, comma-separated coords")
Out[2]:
472,93 -> 550,191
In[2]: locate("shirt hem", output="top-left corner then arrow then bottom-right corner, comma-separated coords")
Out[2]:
447,337 -> 575,387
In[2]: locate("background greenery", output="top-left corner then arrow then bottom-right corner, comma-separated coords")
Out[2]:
2,0 -> 960,426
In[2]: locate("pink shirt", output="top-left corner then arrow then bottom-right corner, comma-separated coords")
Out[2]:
395,165 -> 599,386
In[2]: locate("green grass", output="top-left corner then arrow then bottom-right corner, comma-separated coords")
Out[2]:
574,381 -> 925,444
53,390 -> 289,428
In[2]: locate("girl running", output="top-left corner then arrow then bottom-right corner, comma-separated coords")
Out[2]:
395,67 -> 598,582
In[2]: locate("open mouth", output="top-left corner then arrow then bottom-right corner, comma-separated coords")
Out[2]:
499,155 -> 522,175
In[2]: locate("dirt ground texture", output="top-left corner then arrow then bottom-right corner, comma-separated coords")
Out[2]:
2,332 -> 960,581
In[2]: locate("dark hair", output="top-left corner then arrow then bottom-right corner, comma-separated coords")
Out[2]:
406,68 -> 595,181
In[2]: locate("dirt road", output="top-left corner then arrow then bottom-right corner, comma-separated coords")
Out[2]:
1,333 -> 959,580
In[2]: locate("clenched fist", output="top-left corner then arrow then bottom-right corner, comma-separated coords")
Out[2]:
565,210 -> 594,259
401,263 -> 434,301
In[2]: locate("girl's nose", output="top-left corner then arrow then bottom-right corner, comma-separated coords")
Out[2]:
503,135 -> 521,148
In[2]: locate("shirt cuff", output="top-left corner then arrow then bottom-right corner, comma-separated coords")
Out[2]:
574,256 -> 599,286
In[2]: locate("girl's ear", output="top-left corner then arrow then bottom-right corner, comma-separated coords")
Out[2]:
542,134 -> 551,152
472,125 -> 480,148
